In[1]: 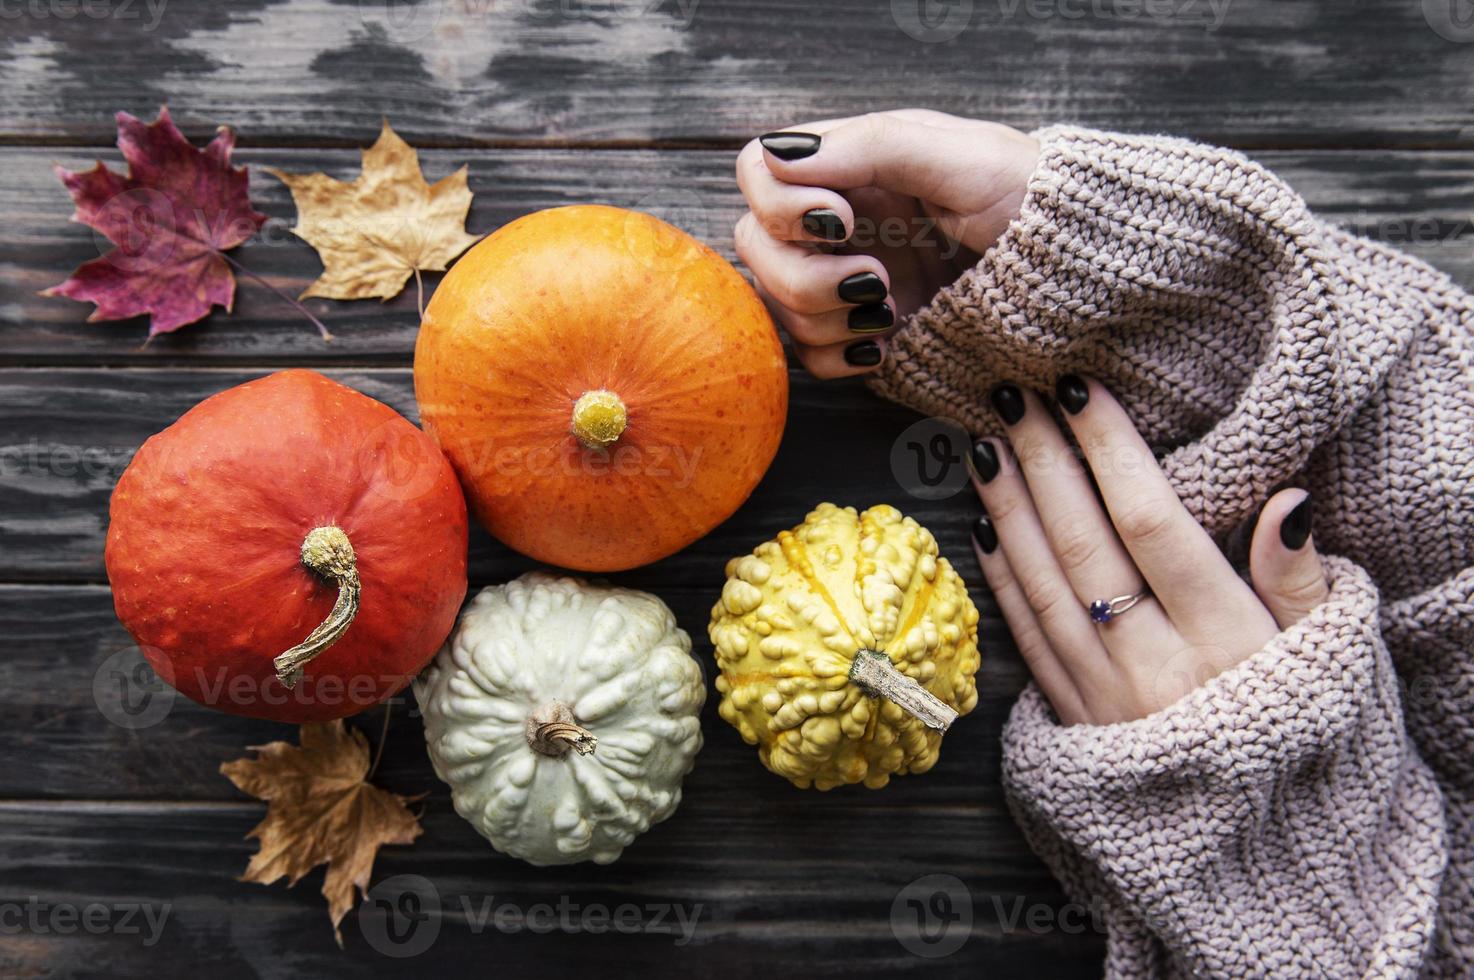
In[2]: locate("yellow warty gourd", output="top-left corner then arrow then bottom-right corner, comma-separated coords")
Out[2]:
709,503 -> 981,790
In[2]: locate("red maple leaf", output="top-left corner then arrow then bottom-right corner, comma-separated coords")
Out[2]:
43,107 -> 269,337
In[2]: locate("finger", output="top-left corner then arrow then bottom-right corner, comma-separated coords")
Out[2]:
970,436 -> 1113,691
883,107 -> 974,128
972,517 -> 1090,725
991,386 -> 1150,609
735,212 -> 890,315
756,278 -> 894,344
1250,489 -> 1329,630
736,140 -> 856,243
1052,375 -> 1267,630
760,113 -> 987,211
757,290 -> 897,346
785,329 -> 887,379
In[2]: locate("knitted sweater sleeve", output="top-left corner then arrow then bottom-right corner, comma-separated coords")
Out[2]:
866,127 -> 1474,977
1003,557 -> 1447,977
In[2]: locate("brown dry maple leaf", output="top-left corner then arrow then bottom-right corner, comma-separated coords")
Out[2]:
43,107 -> 269,337
221,720 -> 423,947
267,120 -> 480,306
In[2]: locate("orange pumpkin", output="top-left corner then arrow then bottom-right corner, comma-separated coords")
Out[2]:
105,369 -> 468,723
414,205 -> 788,572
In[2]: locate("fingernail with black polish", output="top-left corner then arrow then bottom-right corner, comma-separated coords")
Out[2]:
848,303 -> 894,333
1055,374 -> 1090,415
972,515 -> 998,554
1280,494 -> 1313,550
990,383 -> 1026,425
837,271 -> 887,305
802,208 -> 847,242
971,439 -> 1000,483
759,131 -> 821,161
844,340 -> 883,368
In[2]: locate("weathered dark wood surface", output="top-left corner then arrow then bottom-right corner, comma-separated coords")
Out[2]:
4,146 -> 1472,365
1,0 -> 1470,976
2,0 -> 1472,148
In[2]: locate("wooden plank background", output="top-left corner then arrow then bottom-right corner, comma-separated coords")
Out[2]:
0,0 -> 1470,976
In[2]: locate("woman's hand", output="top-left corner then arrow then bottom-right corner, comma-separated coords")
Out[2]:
734,110 -> 1039,379
972,376 -> 1331,725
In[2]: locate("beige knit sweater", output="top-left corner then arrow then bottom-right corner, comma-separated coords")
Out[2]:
868,126 -> 1474,978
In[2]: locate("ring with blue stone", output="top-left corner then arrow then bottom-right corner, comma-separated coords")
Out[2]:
1087,589 -> 1151,624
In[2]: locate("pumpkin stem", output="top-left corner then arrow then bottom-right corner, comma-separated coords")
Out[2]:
526,701 -> 598,757
272,526 -> 361,690
848,650 -> 959,733
571,390 -> 627,450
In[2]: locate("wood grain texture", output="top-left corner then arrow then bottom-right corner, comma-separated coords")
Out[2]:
0,0 -> 1471,148
5,2 -> 1470,974
4,146 -> 1472,365
0,583 -> 1027,803
0,802 -> 1104,978
0,366 -> 998,584
0,580 -> 1089,974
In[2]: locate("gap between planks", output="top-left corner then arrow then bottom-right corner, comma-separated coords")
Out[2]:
0,798 -> 1005,817
3,135 -> 1474,153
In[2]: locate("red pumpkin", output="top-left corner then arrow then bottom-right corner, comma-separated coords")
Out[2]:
414,205 -> 788,572
105,369 -> 468,723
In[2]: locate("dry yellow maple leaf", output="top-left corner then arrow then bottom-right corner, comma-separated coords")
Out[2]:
221,720 -> 423,947
268,120 -> 480,307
